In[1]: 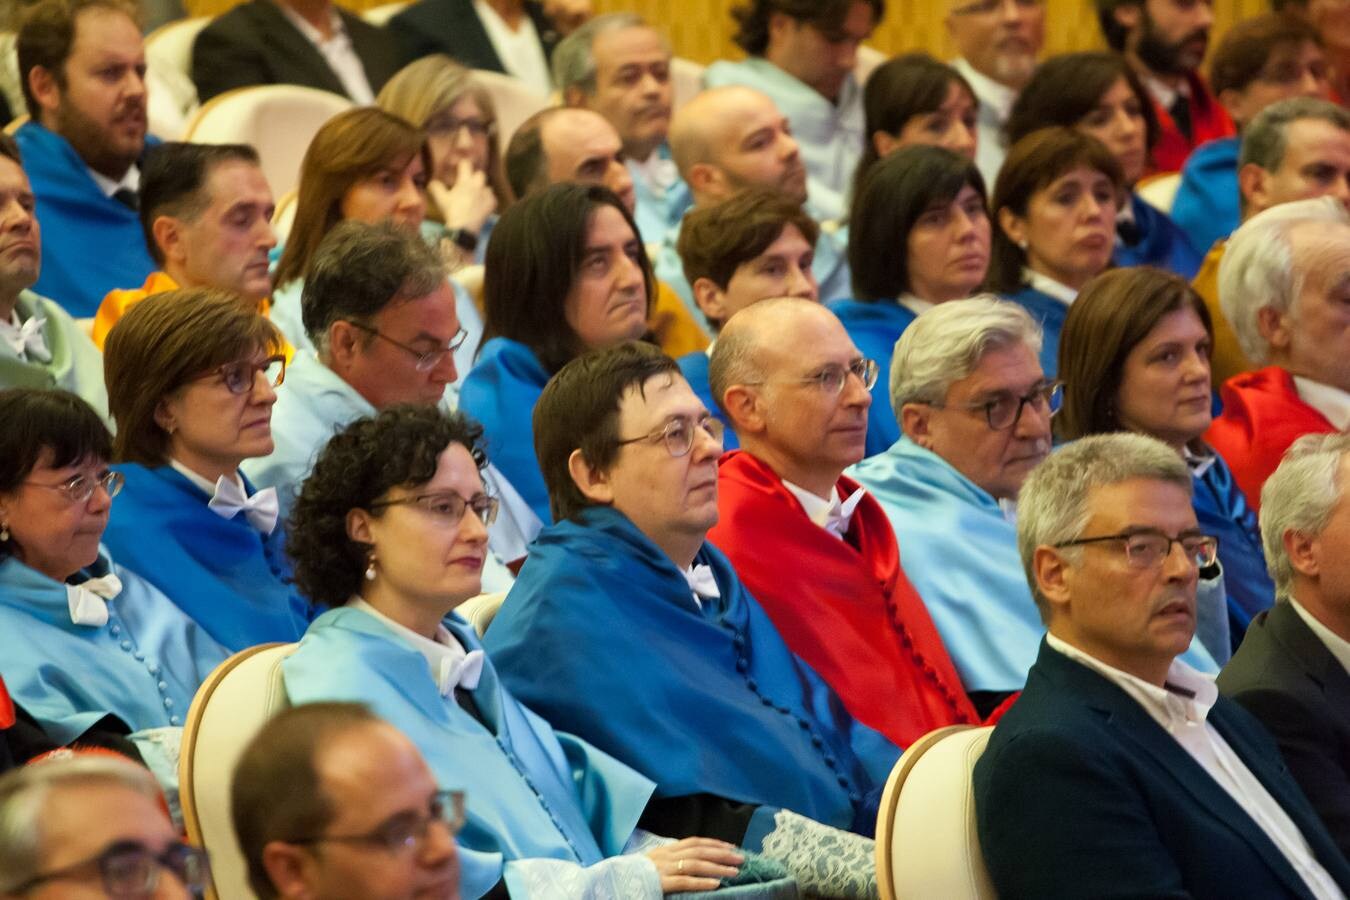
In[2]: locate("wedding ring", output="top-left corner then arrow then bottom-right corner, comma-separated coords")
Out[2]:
678,860 -> 685,873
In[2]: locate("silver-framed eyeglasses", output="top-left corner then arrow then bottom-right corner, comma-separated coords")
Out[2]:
743,358 -> 879,394
345,321 -> 468,373
195,354 -> 287,395
425,114 -> 496,140
616,414 -> 725,458
932,380 -> 1063,431
1054,529 -> 1220,570
290,789 -> 466,855
9,839 -> 211,897
369,491 -> 499,527
25,469 -> 124,504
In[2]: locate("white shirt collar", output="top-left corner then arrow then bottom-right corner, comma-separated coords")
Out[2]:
1293,376 -> 1350,432
950,57 -> 1017,122
1023,267 -> 1079,306
275,1 -> 345,47
782,479 -> 840,529
1183,442 -> 1217,479
1140,71 -> 1190,112
897,293 -> 936,318
347,597 -> 481,693
0,306 -> 50,361
169,458 -> 244,497
87,163 -> 139,200
1046,631 -> 1218,727
629,148 -> 679,193
1288,596 -> 1350,676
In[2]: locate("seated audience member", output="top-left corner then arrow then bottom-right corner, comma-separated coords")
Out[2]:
0,753 -> 209,898
504,107 -> 706,358
851,53 -> 978,199
377,55 -> 506,270
190,0 -> 401,104
102,289 -> 309,651
1173,14 -> 1330,256
271,108 -> 483,373
1207,196 -> 1350,512
1220,434 -> 1350,859
279,413 -> 751,899
14,0 -> 156,318
555,14 -> 690,241
460,184 -> 652,524
974,433 -> 1350,900
986,127 -> 1121,376
486,342 -> 893,890
1307,0 -> 1350,100
1194,98 -> 1350,387
1093,0 -> 1234,173
0,389 -> 227,743
850,299 -> 1218,713
0,134 -> 107,419
833,145 -> 990,456
1007,52 -> 1201,278
707,298 -> 980,745
242,222 -> 534,588
661,86 -> 851,324
93,142 -> 280,351
674,188 -> 821,446
388,0 -> 558,95
1057,267 -> 1274,656
705,0 -> 880,221
943,0 -> 1044,191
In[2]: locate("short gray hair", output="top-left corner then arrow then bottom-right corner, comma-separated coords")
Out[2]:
552,13 -> 660,95
1239,97 -> 1350,173
1219,196 -> 1350,364
0,753 -> 164,892
890,295 -> 1042,418
1260,433 -> 1350,599
1017,433 -> 1192,617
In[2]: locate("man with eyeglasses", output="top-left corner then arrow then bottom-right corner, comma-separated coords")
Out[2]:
242,221 -> 538,588
705,298 -> 981,748
974,432 -> 1350,900
849,297 -> 1218,716
945,0 -> 1045,189
0,752 -> 210,899
487,340 -> 889,898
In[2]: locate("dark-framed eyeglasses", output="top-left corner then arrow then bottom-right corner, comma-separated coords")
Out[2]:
345,321 -> 468,373
369,491 -> 499,527
932,380 -> 1063,431
1054,529 -> 1220,570
425,113 -> 496,140
195,354 -> 286,395
9,839 -> 211,897
289,789 -> 466,855
616,414 -> 725,459
24,469 -> 124,504
743,358 -> 879,395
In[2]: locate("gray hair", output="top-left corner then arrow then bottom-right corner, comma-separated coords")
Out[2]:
1017,433 -> 1192,617
890,295 -> 1042,418
1219,196 -> 1350,364
1259,433 -> 1350,599
552,13 -> 663,95
1239,97 -> 1350,173
0,753 -> 164,892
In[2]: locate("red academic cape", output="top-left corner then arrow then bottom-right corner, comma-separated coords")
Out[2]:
1149,71 -> 1235,175
1206,366 -> 1337,513
708,450 -> 979,748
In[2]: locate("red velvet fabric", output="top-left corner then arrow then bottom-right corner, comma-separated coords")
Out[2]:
708,450 -> 979,748
0,675 -> 13,731
1206,366 -> 1337,513
1149,71 -> 1235,175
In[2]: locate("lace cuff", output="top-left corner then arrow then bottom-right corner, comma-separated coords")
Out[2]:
757,808 -> 878,900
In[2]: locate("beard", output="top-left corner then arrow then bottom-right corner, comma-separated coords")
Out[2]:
1134,15 -> 1208,76
55,96 -> 145,181
990,47 -> 1038,89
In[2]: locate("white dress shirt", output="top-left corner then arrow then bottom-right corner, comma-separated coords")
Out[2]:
1294,376 -> 1350,432
276,2 -> 375,104
87,164 -> 140,199
951,58 -> 1017,192
1023,267 -> 1078,306
897,293 -> 935,318
1046,632 -> 1345,900
782,479 -> 866,541
1289,597 -> 1350,675
473,0 -> 552,95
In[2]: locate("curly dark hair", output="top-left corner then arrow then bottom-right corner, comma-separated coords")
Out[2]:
286,405 -> 487,610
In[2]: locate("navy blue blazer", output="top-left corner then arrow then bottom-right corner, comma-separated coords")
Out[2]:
975,640 -> 1350,899
388,0 -> 558,73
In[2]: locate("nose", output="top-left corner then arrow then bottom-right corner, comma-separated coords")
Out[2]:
1162,538 -> 1200,582
432,348 -> 459,385
778,129 -> 801,163
251,369 -> 279,406
1182,349 -> 1211,383
151,866 -> 192,900
951,122 -> 977,158
615,250 -> 645,296
786,265 -> 815,299
998,0 -> 1023,23
843,368 -> 872,410
608,161 -> 636,208
691,419 -> 724,461
86,480 -> 114,515
454,125 -> 475,150
399,176 -> 427,218
834,40 -> 859,74
952,206 -> 980,239
1195,3 -> 1213,28
1300,68 -> 1325,97
1,197 -> 32,232
260,218 -> 278,251
1014,393 -> 1053,441
419,816 -> 460,870
458,500 -> 489,543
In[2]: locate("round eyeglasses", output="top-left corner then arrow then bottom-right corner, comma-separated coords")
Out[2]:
345,321 -> 468,373
194,354 -> 287,395
290,789 -> 466,855
616,414 -> 726,458
369,491 -> 499,527
742,358 -> 879,395
1055,530 -> 1220,570
24,470 -> 124,504
10,839 -> 211,898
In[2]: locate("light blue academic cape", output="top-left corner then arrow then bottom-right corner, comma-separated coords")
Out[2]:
283,606 -> 653,899
848,438 -> 1219,693
703,58 -> 863,223
1171,136 -> 1240,260
827,298 -> 919,458
0,549 -> 229,743
628,144 -> 692,242
0,289 -> 109,422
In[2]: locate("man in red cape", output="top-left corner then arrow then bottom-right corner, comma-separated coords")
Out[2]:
706,298 -> 981,748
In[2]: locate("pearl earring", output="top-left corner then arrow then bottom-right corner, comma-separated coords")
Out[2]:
0,522 -> 8,542
365,556 -> 377,581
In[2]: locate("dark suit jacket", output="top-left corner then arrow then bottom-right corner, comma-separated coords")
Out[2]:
1219,601 -> 1350,861
387,0 -> 558,74
191,0 -> 403,103
974,640 -> 1350,899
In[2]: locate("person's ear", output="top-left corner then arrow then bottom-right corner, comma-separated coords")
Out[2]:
692,278 -> 729,327
261,842 -> 321,900
997,206 -> 1028,251
346,507 -> 374,546
872,130 -> 900,158
562,85 -> 588,108
900,401 -> 934,448
1034,545 -> 1072,618
1238,162 -> 1270,215
686,162 -> 726,203
567,448 -> 615,505
153,395 -> 178,436
1284,528 -> 1320,581
1257,304 -> 1291,355
1111,2 -> 1143,36
721,384 -> 765,435
26,65 -> 62,119
151,216 -> 185,268
325,321 -> 362,369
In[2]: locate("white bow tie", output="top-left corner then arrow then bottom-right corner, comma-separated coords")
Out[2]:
3,315 -> 50,363
825,487 -> 867,538
684,564 -> 721,600
207,477 -> 279,534
438,649 -> 485,696
66,572 -> 123,627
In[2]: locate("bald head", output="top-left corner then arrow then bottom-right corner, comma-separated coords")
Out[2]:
670,86 -> 808,207
506,107 -> 637,212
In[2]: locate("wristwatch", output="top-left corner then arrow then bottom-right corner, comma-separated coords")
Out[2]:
445,228 -> 479,253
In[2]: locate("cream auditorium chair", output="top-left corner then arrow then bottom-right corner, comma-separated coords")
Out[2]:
270,189 -> 298,246
671,57 -> 705,113
875,724 -> 997,900
363,1 -> 412,25
471,69 -> 552,150
1137,171 -> 1182,216
144,16 -> 211,137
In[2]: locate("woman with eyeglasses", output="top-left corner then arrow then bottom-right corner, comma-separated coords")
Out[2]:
0,388 -> 228,748
283,404 -> 758,899
101,288 -> 310,652
1057,267 -> 1275,658
461,183 -> 655,523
